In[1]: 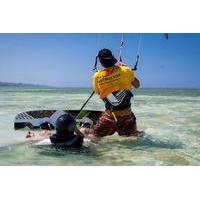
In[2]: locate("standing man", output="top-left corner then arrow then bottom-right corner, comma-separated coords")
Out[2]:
92,49 -> 143,139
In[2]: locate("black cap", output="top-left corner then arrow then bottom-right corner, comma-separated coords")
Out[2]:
98,49 -> 117,67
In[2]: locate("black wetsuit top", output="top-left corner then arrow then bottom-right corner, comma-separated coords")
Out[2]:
50,133 -> 83,148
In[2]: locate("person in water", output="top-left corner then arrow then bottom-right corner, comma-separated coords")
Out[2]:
25,114 -> 93,148
91,49 -> 144,139
49,113 -> 83,148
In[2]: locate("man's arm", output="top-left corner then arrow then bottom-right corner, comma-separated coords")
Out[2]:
75,127 -> 88,138
132,77 -> 140,88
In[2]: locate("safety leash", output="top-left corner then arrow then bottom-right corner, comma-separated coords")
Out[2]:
118,33 -> 125,63
118,33 -> 141,71
132,34 -> 142,71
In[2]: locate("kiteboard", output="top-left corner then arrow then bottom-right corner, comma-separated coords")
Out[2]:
14,110 -> 102,130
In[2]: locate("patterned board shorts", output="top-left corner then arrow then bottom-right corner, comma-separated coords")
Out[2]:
93,111 -> 137,137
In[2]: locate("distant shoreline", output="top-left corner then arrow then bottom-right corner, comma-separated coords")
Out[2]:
0,82 -> 53,88
0,82 -> 199,90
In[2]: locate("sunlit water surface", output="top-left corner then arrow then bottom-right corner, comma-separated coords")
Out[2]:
0,87 -> 200,165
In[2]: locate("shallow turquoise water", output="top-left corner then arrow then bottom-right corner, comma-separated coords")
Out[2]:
0,87 -> 200,165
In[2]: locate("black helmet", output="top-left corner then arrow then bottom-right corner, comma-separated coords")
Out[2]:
98,49 -> 117,68
50,114 -> 83,147
55,114 -> 76,135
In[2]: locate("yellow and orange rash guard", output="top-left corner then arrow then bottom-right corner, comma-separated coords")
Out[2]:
93,65 -> 135,100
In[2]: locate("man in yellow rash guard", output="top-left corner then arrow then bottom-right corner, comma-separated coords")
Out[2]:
91,49 -> 144,139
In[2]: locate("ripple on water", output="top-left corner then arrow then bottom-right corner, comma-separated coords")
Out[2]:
0,88 -> 200,165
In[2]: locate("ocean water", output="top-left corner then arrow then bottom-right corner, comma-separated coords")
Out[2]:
0,86 -> 200,166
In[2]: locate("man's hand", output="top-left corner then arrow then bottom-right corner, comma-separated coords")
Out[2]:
75,127 -> 88,138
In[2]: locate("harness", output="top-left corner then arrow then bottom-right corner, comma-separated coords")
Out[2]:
103,89 -> 133,122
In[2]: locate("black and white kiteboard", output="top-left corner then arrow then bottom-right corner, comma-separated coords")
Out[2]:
14,110 -> 102,130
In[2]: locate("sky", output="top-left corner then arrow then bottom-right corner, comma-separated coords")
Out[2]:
0,33 -> 200,88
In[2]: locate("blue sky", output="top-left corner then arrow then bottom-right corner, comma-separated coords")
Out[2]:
0,33 -> 199,88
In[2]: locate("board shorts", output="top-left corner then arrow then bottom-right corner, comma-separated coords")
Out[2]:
93,109 -> 137,137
